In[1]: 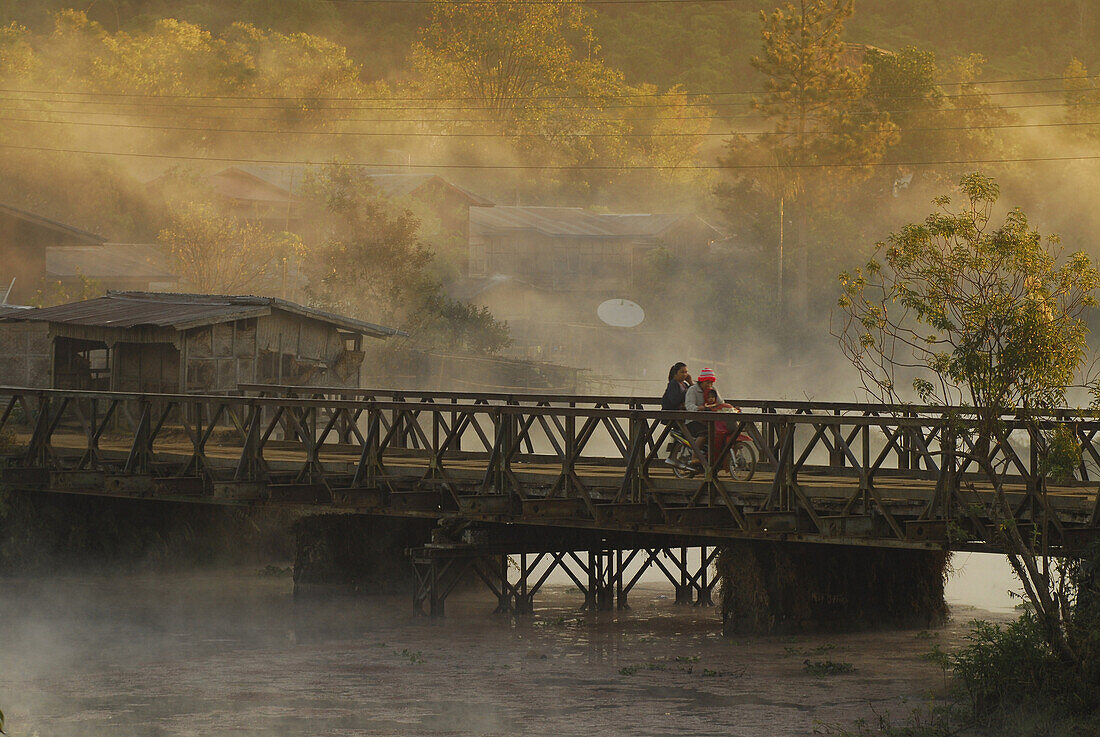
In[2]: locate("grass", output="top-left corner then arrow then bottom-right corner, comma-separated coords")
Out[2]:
804,660 -> 856,676
397,648 -> 424,664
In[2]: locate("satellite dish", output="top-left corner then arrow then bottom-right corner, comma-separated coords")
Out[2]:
598,298 -> 645,328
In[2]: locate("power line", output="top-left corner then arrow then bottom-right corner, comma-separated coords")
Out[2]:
6,94 -> 1100,125
1,73 -> 1096,101
2,141 -> 1099,170
3,112 -> 1099,139
322,0 -> 807,5
0,83 -> 1089,111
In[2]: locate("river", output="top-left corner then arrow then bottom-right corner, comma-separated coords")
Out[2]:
0,555 -> 1018,737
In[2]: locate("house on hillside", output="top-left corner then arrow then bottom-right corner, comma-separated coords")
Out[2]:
0,291 -> 402,393
46,244 -> 178,296
0,202 -> 106,305
0,203 -> 174,303
467,206 -> 721,293
457,206 -> 722,367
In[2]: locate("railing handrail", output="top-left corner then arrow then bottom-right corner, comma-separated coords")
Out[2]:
236,382 -> 1100,419
2,385 -> 1098,431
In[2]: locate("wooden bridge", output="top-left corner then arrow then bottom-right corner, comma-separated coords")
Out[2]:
1,384 -> 1098,614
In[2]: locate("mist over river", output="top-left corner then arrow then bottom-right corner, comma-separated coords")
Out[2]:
0,559 -> 1017,737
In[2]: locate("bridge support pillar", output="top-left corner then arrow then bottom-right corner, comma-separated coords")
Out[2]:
582,550 -> 616,612
717,540 -> 949,635
293,515 -> 436,596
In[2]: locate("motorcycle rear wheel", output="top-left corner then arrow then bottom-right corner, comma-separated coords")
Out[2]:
728,441 -> 757,481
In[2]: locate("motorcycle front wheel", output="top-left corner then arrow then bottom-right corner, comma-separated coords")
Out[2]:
671,445 -> 696,479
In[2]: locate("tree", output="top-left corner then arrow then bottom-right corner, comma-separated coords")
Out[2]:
158,202 -> 300,294
30,271 -> 102,308
1064,58 -> 1100,140
864,47 -> 1010,173
0,21 -> 35,81
408,0 -> 710,202
299,164 -> 510,353
410,0 -> 615,129
720,0 -> 897,316
835,172 -> 1100,672
749,0 -> 897,178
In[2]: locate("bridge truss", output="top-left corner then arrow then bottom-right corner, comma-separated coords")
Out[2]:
1,384 -> 1098,612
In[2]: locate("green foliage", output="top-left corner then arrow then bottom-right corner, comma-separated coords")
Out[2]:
1042,424 -> 1082,483
952,614 -> 1100,720
158,201 -> 301,294
29,271 -> 103,308
414,295 -> 512,355
1063,58 -> 1100,140
749,0 -> 898,181
410,0 -> 613,129
864,46 -> 1008,168
407,0 -> 711,200
804,659 -> 855,676
299,164 -> 435,320
300,164 -> 510,353
813,706 -> 958,737
952,616 -> 1057,715
397,648 -> 424,664
837,172 -> 1100,413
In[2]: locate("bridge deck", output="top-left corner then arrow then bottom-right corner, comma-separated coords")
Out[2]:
2,385 -> 1099,553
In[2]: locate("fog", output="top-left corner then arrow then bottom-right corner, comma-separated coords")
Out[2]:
2,4 -> 1098,734
0,564 -> 1017,737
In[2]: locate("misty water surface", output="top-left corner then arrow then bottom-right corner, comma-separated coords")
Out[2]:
0,559 -> 1017,737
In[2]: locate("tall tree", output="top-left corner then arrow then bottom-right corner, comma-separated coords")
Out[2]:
409,0 -> 617,129
865,47 -> 1010,178
750,0 -> 896,176
721,0 -> 897,316
1064,58 -> 1100,140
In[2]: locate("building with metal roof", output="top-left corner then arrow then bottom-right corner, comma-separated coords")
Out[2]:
468,206 -> 721,291
0,201 -> 106,305
198,166 -> 493,236
0,292 -> 403,393
463,206 -> 721,369
45,244 -> 180,294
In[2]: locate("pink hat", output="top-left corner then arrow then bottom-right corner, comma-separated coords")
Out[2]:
697,367 -> 717,383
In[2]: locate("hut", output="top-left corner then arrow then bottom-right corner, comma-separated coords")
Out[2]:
0,292 -> 402,393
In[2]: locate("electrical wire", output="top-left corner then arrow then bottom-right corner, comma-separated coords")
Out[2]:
2,112 -> 1099,139
2,141 -> 1099,170
0,83 -> 1089,111
0,72 -> 1095,101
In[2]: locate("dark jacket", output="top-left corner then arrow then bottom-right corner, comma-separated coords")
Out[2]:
661,379 -> 687,411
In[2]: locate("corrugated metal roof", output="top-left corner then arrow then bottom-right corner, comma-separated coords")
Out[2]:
470,206 -> 716,238
446,274 -> 550,302
472,207 -> 619,237
0,291 -> 403,338
208,168 -> 301,204
46,244 -> 176,280
0,304 -> 34,318
0,202 -> 105,243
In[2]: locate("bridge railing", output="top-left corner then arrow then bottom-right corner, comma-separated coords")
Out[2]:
1,385 -> 1097,550
239,382 -> 1100,420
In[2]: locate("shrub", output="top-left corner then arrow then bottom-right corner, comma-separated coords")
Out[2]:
952,613 -> 1100,720
952,615 -> 1055,715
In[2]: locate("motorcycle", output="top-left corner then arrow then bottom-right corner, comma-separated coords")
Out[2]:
663,406 -> 758,481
